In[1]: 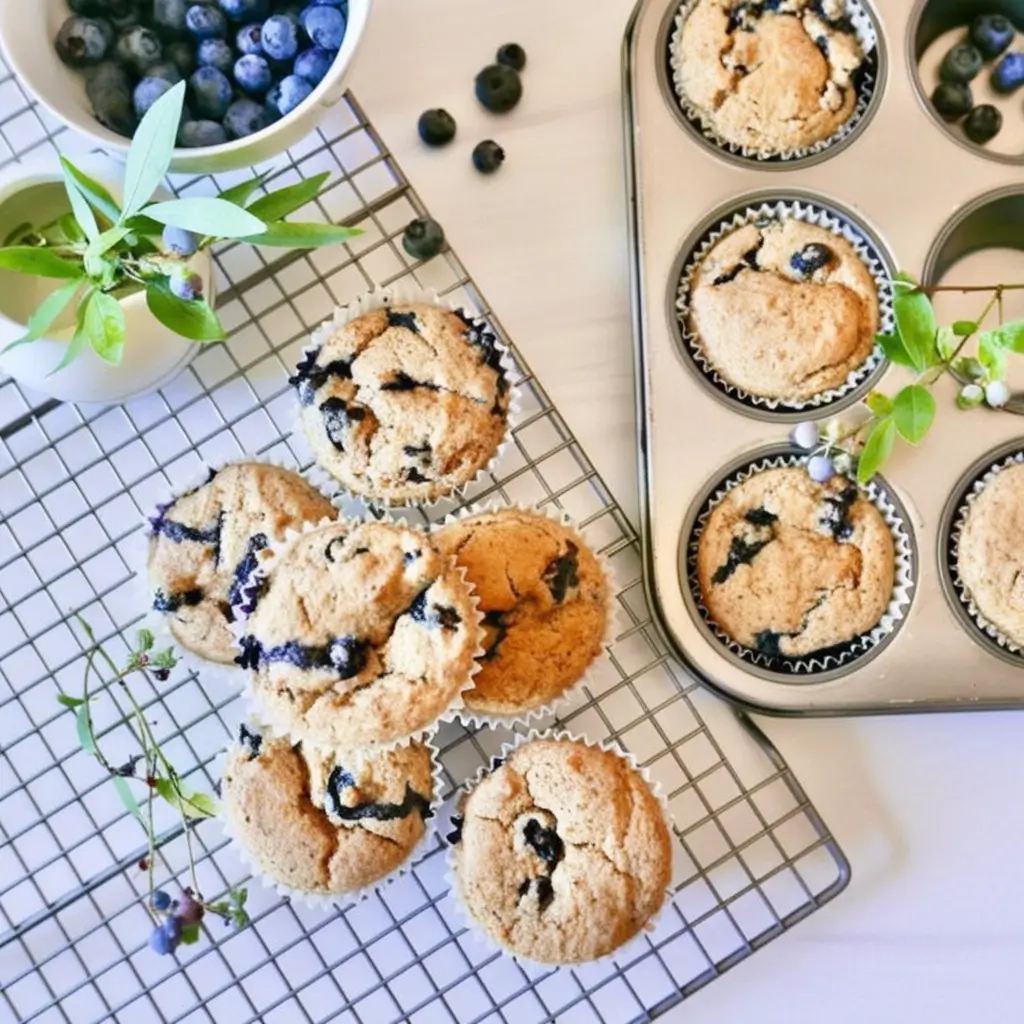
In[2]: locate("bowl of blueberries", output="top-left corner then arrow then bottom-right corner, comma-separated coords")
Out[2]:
0,0 -> 371,173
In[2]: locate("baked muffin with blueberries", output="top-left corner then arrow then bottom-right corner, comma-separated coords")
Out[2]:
292,303 -> 511,505
449,738 -> 672,964
689,218 -> 879,402
436,508 -> 610,719
235,519 -> 481,750
673,0 -> 866,154
956,463 -> 1024,647
147,463 -> 335,666
222,724 -> 435,897
697,467 -> 894,658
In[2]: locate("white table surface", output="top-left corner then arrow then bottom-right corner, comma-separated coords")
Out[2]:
352,0 -> 1024,1020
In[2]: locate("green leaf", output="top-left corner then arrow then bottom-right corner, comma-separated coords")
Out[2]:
935,326 -> 957,362
952,320 -> 978,337
240,221 -> 362,248
876,330 -> 916,369
892,273 -> 938,372
146,280 -> 225,342
892,385 -> 936,445
83,289 -> 126,364
58,214 -> 86,244
1,279 -> 82,353
61,157 -> 121,224
57,693 -> 89,708
180,922 -> 202,945
136,628 -> 154,652
0,246 -> 83,278
216,171 -> 271,207
986,320 -> 1024,354
48,298 -> 91,375
857,417 -> 897,483
151,646 -> 178,669
124,214 -> 166,238
121,81 -> 186,220
2,221 -> 33,246
75,703 -> 97,755
954,356 -> 986,382
246,172 -> 330,221
61,159 -> 99,242
113,776 -> 144,822
154,778 -> 219,819
142,198 -> 265,239
978,332 -> 1008,380
233,887 -> 248,907
865,392 -> 893,417
86,225 -> 131,261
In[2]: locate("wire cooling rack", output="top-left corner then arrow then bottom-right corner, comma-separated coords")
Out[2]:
0,56 -> 850,1024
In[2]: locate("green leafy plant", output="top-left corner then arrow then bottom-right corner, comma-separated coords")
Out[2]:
0,80 -> 360,373
58,618 -> 248,955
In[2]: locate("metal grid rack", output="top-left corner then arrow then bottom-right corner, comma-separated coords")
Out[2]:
0,55 -> 850,1024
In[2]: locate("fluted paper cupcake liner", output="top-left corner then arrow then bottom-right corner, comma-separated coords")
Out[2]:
432,501 -> 622,731
215,728 -> 446,910
229,514 -> 487,761
442,729 -> 678,969
131,456 -> 340,690
675,199 -> 893,412
686,453 -> 914,677
948,449 -> 1024,658
668,0 -> 879,162
291,282 -> 522,511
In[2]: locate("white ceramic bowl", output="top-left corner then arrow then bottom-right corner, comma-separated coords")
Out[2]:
0,0 -> 371,174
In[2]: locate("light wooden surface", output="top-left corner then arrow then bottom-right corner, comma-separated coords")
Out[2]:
353,1 -> 1024,1020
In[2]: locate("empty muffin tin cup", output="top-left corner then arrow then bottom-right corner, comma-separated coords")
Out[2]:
679,446 -> 916,682
940,442 -> 1024,666
662,0 -> 886,167
671,193 -> 895,419
907,0 -> 1024,166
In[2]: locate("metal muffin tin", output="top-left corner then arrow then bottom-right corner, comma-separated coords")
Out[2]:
623,0 -> 1024,714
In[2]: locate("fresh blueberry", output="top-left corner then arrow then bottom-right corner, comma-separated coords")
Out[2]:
86,62 -> 137,136
186,4 -> 228,39
153,0 -> 190,39
165,39 -> 197,76
56,16 -> 112,67
790,242 -> 834,277
991,52 -> 1024,94
402,217 -> 445,261
932,81 -> 973,120
236,22 -> 263,54
145,61 -> 184,85
417,108 -> 456,146
963,103 -> 1002,144
472,139 -> 505,173
234,53 -> 272,94
197,37 -> 234,73
218,0 -> 270,19
496,43 -> 526,71
275,74 -> 313,114
189,66 -> 233,119
970,13 -> 1015,59
301,5 -> 345,48
115,26 -> 163,74
223,97 -> 268,137
261,14 -> 298,60
134,76 -> 173,117
475,64 -> 522,113
149,921 -> 178,955
178,119 -> 228,146
790,420 -> 819,450
264,81 -> 283,121
939,41 -> 983,84
294,46 -> 335,84
163,226 -> 199,256
807,455 -> 835,484
151,890 -> 172,911
170,271 -> 204,301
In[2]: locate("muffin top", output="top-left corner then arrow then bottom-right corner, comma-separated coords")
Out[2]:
222,725 -> 435,895
292,303 -> 511,504
697,467 -> 895,658
235,519 -> 481,749
436,508 -> 610,718
956,463 -> 1024,648
449,739 -> 672,964
674,0 -> 865,154
147,463 -> 335,665
689,219 -> 879,402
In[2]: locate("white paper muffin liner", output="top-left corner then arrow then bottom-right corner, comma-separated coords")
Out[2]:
686,452 -> 915,676
131,456 -> 340,690
675,199 -> 894,413
442,729 -> 678,969
229,514 -> 487,761
431,501 -> 622,731
668,0 -> 880,162
214,725 -> 446,910
948,449 -> 1024,658
291,282 -> 522,511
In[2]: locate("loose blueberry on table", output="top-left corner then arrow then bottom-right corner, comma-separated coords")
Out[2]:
402,217 -> 446,261
475,63 -> 523,113
418,108 -> 457,146
472,139 -> 505,174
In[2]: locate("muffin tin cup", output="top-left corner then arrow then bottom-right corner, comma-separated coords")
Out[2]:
683,450 -> 916,680
667,0 -> 882,164
945,445 -> 1024,663
433,501 -> 622,731
130,456 -> 341,691
441,728 -> 678,969
214,732 -> 446,910
674,196 -> 896,415
229,514 -> 487,762
293,281 -> 522,512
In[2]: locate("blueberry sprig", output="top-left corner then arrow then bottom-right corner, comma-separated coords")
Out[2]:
57,617 -> 249,956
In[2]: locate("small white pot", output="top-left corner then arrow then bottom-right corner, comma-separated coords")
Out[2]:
0,154 -> 213,406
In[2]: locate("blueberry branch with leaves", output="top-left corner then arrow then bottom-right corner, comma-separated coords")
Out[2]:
58,617 -> 248,956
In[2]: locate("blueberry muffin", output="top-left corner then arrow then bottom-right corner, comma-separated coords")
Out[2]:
673,0 -> 867,154
436,508 -> 610,718
292,303 -> 511,504
235,519 -> 481,750
697,467 -> 895,658
146,463 -> 335,665
449,738 -> 672,964
688,218 -> 879,402
956,463 -> 1024,647
222,724 -> 435,896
